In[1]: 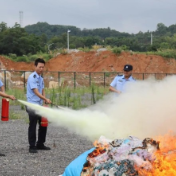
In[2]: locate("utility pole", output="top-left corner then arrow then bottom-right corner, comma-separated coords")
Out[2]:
67,30 -> 71,52
19,11 -> 23,27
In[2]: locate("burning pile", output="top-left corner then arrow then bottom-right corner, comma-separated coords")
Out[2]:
80,135 -> 176,176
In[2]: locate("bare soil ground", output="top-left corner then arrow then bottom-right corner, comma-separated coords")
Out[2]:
0,51 -> 176,73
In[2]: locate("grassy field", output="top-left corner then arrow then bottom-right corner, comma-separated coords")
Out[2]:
5,85 -> 109,120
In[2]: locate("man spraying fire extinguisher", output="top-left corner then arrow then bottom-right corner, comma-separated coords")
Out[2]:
26,58 -> 52,154
0,77 -> 16,156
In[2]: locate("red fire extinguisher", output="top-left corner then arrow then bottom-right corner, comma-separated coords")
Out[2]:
1,98 -> 9,121
41,104 -> 48,127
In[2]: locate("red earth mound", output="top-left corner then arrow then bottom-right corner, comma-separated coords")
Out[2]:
0,51 -> 176,73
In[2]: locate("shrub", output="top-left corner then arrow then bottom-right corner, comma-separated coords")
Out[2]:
8,53 -> 17,60
29,55 -> 38,62
16,56 -> 28,62
155,49 -> 176,59
59,49 -> 67,55
112,47 -> 122,55
78,47 -> 91,52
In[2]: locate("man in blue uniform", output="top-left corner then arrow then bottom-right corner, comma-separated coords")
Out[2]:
0,78 -> 16,156
26,58 -> 51,153
109,64 -> 135,94
0,63 -> 5,92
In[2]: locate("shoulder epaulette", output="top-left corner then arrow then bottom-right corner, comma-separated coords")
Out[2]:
118,75 -> 123,77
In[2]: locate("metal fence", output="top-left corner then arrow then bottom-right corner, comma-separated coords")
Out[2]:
0,70 -> 175,90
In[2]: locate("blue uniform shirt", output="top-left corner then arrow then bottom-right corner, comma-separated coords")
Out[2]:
0,79 -> 4,88
110,75 -> 135,93
27,71 -> 44,105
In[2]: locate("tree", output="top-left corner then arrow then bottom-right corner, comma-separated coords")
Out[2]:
0,22 -> 7,32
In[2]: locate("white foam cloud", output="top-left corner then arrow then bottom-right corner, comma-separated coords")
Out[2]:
19,75 -> 176,141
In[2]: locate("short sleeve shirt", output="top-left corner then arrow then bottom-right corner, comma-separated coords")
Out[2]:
0,79 -> 4,88
110,75 -> 135,92
26,71 -> 44,105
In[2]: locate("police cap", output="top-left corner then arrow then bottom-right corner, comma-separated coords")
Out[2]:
123,64 -> 133,71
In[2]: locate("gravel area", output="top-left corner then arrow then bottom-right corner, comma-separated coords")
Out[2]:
0,107 -> 93,176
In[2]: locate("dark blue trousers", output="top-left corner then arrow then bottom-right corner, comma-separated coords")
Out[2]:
26,107 -> 47,148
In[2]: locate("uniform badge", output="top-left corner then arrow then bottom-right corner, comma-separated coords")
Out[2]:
33,75 -> 36,78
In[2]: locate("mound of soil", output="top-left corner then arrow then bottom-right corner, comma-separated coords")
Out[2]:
0,51 -> 176,73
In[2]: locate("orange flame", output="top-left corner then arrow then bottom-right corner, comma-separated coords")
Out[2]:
138,133 -> 176,176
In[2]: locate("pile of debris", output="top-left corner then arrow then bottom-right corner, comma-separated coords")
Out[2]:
81,136 -> 159,176
62,135 -> 176,176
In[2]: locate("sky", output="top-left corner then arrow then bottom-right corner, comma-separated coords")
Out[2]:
1,0 -> 176,34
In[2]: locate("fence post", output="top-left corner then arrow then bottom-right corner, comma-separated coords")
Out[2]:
4,70 -> 6,90
104,72 -> 106,88
23,71 -> 25,90
58,72 -> 60,86
89,72 -> 91,87
74,72 -> 76,89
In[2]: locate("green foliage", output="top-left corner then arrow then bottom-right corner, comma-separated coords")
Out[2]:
44,85 -> 108,109
105,72 -> 111,77
91,84 -> 96,104
9,111 -> 22,120
6,89 -> 26,106
28,55 -> 39,62
2,21 -> 176,57
0,22 -> 8,32
78,47 -> 91,52
59,49 -> 67,55
16,56 -> 28,62
112,47 -> 122,55
154,49 -> 176,59
145,49 -> 176,59
8,53 -> 17,59
0,23 -> 45,56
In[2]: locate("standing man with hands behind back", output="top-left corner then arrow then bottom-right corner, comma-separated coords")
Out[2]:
109,64 -> 135,94
26,58 -> 51,153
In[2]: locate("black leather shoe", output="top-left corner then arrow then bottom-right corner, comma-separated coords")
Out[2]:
0,153 -> 5,156
29,147 -> 38,153
36,145 -> 51,150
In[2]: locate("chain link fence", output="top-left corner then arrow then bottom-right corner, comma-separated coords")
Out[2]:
0,70 -> 175,90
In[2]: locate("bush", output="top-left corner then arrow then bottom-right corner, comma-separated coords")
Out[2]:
16,56 -> 28,62
157,50 -> 176,59
29,55 -> 38,62
112,47 -> 122,55
81,47 -> 91,52
59,49 -> 67,55
42,54 -> 53,61
8,53 -> 17,60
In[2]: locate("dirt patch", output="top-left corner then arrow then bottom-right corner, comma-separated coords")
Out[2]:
1,51 -> 176,73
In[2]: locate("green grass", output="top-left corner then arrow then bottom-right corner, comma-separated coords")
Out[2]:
45,85 -> 108,109
6,89 -> 26,106
5,85 -> 108,111
135,49 -> 176,59
9,111 -> 23,120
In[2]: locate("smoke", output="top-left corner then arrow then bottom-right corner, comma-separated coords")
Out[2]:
19,76 -> 176,141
